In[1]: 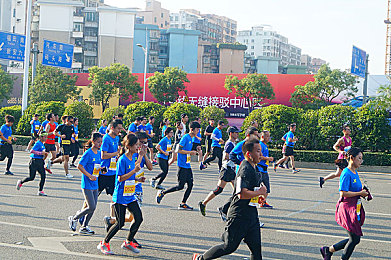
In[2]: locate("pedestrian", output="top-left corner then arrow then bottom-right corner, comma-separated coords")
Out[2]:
54,113 -> 60,156
0,115 -> 16,175
160,118 -> 170,139
274,123 -> 300,174
137,117 -> 147,133
127,117 -> 142,135
26,114 -> 41,151
168,121 -> 183,166
319,124 -> 352,188
320,147 -> 369,260
193,138 -> 267,260
70,117 -> 81,168
68,133 -> 107,235
99,119 -> 108,135
151,127 -> 174,189
17,133 -> 49,195
198,126 -> 240,216
156,121 -> 201,210
39,114 -> 50,134
97,133 -> 145,255
43,113 -> 57,174
192,117 -> 206,170
54,115 -> 75,178
180,113 -> 189,134
202,120 -> 225,171
258,130 -> 274,209
202,118 -> 214,162
145,116 -> 158,165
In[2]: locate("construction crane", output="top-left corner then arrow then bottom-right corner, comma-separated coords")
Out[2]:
385,0 -> 391,75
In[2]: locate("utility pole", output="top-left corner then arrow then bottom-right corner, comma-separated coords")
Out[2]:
31,43 -> 39,84
21,0 -> 33,114
362,54 -> 369,105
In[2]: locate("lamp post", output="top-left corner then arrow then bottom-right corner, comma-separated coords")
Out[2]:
137,29 -> 149,102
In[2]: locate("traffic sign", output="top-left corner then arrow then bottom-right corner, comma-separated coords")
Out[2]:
351,46 -> 366,78
0,31 -> 26,61
42,39 -> 74,69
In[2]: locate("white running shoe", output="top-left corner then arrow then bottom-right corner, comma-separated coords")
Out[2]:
65,174 -> 74,179
259,222 -> 265,228
16,180 -> 22,190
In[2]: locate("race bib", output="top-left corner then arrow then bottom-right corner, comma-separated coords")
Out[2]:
123,180 -> 136,196
62,140 -> 71,145
35,125 -> 40,130
109,157 -> 117,171
219,140 -> 224,145
167,144 -> 172,152
75,135 -> 79,141
249,187 -> 260,207
357,198 -> 362,221
93,164 -> 100,177
266,160 -> 269,166
186,154 -> 191,163
8,136 -> 12,141
136,168 -> 144,183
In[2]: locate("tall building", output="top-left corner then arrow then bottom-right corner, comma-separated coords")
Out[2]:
311,58 -> 326,73
136,0 -> 170,29
237,25 -> 302,67
300,54 -> 327,74
133,24 -> 161,73
170,9 -> 237,44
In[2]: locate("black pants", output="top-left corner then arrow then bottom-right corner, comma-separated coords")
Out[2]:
153,158 -> 169,185
70,142 -> 80,164
104,201 -> 143,243
332,230 -> 361,260
204,146 -> 223,170
0,143 -> 13,171
221,197 -> 232,215
22,159 -> 46,191
163,167 -> 193,204
202,217 -> 262,260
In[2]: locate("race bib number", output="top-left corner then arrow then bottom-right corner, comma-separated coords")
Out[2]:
167,144 -> 172,152
123,180 -> 136,196
249,187 -> 260,207
8,136 -> 12,141
35,125 -> 40,130
62,140 -> 71,145
109,157 -> 117,171
136,168 -> 144,183
93,164 -> 100,177
186,154 -> 191,164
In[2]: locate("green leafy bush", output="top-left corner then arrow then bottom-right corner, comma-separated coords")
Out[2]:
162,103 -> 200,128
100,106 -> 126,125
297,109 -> 321,150
0,105 -> 22,127
200,106 -> 229,140
63,101 -> 94,138
241,108 -> 262,138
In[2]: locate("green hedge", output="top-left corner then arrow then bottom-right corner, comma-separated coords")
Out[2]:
163,103 -> 200,128
64,101 -> 94,138
0,105 -> 22,127
100,106 -> 126,125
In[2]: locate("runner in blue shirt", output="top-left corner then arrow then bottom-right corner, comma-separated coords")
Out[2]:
137,117 -> 147,133
27,114 -> 41,151
156,121 -> 201,210
274,123 -> 300,174
145,116 -> 158,165
192,117 -> 205,170
127,117 -> 142,135
160,118 -> 170,139
0,115 -> 16,175
99,119 -> 108,135
258,130 -> 274,209
70,118 -> 81,167
202,120 -> 225,171
98,133 -> 146,255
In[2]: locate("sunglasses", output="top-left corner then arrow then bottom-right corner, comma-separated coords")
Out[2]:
140,140 -> 147,144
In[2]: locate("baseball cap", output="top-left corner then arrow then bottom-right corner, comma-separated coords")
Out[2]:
227,126 -> 240,134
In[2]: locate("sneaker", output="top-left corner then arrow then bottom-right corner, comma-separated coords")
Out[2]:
37,191 -> 47,196
178,203 -> 193,210
198,201 -> 206,216
152,160 -> 158,166
260,202 -> 273,209
45,168 -> 52,174
103,216 -> 113,232
193,253 -> 202,260
46,160 -> 52,170
273,164 -> 277,172
217,207 -> 227,222
292,169 -> 301,174
68,216 -> 77,231
78,215 -> 85,226
150,178 -> 156,188
16,180 -> 22,190
97,241 -> 114,255
259,222 -> 265,228
155,184 -> 165,190
121,240 -> 140,253
278,164 -> 285,169
70,163 -> 77,168
132,238 -> 142,249
65,173 -> 73,178
4,171 -> 14,175
320,246 -> 333,260
199,162 -> 207,170
79,226 -> 95,235
156,190 -> 164,204
319,177 -> 325,188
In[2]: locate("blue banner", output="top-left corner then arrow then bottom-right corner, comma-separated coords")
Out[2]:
0,31 -> 26,61
351,46 -> 366,78
42,39 -> 74,69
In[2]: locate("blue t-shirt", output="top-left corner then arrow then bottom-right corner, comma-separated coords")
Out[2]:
192,129 -> 201,144
339,168 -> 362,192
41,120 -> 49,131
112,154 -> 137,205
285,131 -> 295,147
128,123 -> 137,133
133,153 -> 146,193
100,134 -> 120,176
99,126 -> 107,135
72,125 -> 79,141
30,140 -> 45,159
258,141 -> 269,173
157,136 -> 172,160
161,125 -> 167,137
138,124 -> 146,132
211,127 -> 222,148
145,123 -> 153,140
31,120 -> 41,134
229,140 -> 245,165
0,124 -> 12,145
79,148 -> 101,190
177,134 -> 193,168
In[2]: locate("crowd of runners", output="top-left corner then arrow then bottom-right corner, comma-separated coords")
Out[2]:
0,112 -> 371,260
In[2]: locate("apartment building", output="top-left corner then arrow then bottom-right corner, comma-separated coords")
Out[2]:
136,0 -> 170,29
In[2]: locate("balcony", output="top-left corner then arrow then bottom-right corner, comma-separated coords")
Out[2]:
73,16 -> 83,23
84,50 -> 97,56
149,50 -> 159,56
84,36 -> 97,42
85,21 -> 98,28
74,46 -> 83,53
72,31 -> 83,38
72,62 -> 82,69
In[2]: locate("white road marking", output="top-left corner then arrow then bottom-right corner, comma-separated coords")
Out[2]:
325,209 -> 391,217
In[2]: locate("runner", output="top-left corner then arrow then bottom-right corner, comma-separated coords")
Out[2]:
70,117 -> 80,168
168,121 -> 183,166
156,121 -> 201,210
128,117 -> 142,135
17,133 -> 49,195
55,116 -> 75,178
99,120 -> 108,135
68,133 -> 107,235
198,126 -> 240,216
97,133 -> 145,255
151,127 -> 174,189
202,118 -> 214,162
193,138 -> 267,260
192,117 -> 206,170
320,147 -> 368,260
202,120 -> 225,171
273,123 -> 300,174
180,113 -> 189,134
54,114 -> 60,156
137,117 -> 147,133
160,118 -> 170,139
43,113 -> 57,174
0,115 -> 16,175
319,124 -> 352,188
258,130 -> 274,209
26,114 -> 41,151
39,114 -> 49,134
145,116 -> 158,165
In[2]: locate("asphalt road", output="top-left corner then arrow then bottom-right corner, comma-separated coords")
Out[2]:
0,151 -> 390,260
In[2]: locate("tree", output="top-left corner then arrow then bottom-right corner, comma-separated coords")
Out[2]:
0,68 -> 15,103
373,77 -> 391,109
290,64 -> 358,109
63,101 -> 94,138
148,67 -> 189,104
28,64 -> 79,104
224,73 -> 275,114
89,63 -> 141,112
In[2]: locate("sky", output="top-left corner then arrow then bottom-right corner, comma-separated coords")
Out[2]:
105,0 -> 387,75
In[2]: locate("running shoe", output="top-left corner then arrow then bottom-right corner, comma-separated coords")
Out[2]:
273,164 -> 277,172
104,216 -> 113,232
155,184 -> 165,190
121,240 -> 140,253
37,191 -> 47,196
68,216 -> 77,231
320,246 -> 333,260
46,160 -> 52,170
260,202 -> 273,209
193,253 -> 202,260
70,163 -> 77,168
156,190 -> 165,204
217,207 -> 227,222
278,164 -> 285,169
65,173 -> 74,178
16,180 -> 22,190
319,177 -> 325,188
79,226 -> 95,235
97,241 -> 114,255
132,238 -> 142,248
152,160 -> 158,166
198,201 -> 206,216
150,178 -> 156,188
178,203 -> 193,210
292,169 -> 300,174
259,222 -> 265,228
45,168 -> 52,174
199,162 -> 207,170
4,171 -> 14,175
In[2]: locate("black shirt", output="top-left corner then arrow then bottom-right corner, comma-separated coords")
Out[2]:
205,125 -> 214,141
57,124 -> 75,141
228,160 -> 262,220
175,129 -> 183,144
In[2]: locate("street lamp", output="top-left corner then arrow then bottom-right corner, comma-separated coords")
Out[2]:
137,41 -> 148,102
